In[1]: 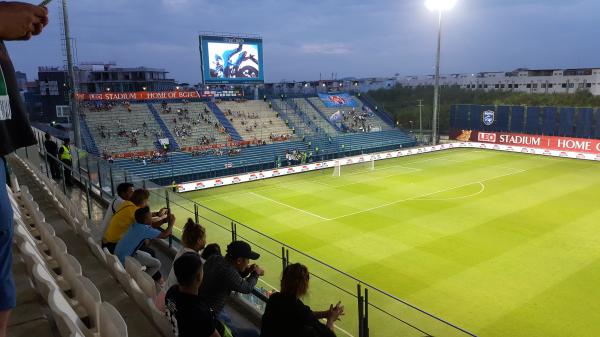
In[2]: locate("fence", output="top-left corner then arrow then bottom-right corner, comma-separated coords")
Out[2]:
18,127 -> 478,337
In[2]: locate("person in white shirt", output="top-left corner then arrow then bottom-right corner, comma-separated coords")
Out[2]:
166,219 -> 206,290
99,182 -> 134,241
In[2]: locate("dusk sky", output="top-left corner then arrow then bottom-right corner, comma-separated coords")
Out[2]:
6,0 -> 598,84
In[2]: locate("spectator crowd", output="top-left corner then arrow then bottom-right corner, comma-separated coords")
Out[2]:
99,182 -> 345,337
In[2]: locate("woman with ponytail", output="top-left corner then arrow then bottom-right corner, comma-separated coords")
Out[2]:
166,218 -> 207,289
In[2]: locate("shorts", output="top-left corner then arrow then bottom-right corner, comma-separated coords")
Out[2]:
0,157 -> 15,310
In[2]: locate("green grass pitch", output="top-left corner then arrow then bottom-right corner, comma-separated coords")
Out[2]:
161,148 -> 600,337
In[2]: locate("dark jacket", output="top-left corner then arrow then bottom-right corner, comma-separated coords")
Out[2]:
198,255 -> 259,314
260,293 -> 336,337
0,42 -> 36,156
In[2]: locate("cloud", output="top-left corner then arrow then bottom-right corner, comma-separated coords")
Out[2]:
300,43 -> 351,55
8,0 -> 600,84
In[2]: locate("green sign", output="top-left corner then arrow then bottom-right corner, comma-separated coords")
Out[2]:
0,67 -> 11,121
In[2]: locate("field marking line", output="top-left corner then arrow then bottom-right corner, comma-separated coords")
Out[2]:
257,278 -> 279,291
194,150 -> 501,205
199,191 -> 254,203
331,324 -> 354,337
415,181 -> 486,201
306,153 -> 482,188
249,192 -> 331,221
312,165 -> 423,188
328,168 -> 527,221
437,157 -> 525,172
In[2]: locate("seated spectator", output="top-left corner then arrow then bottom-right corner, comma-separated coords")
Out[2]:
102,189 -> 168,253
260,264 -> 344,337
199,241 -> 263,337
114,207 -> 175,278
165,253 -> 228,337
99,182 -> 134,240
201,243 -> 221,261
166,219 -> 207,289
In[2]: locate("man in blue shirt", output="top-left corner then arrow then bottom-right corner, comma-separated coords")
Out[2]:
114,207 -> 175,278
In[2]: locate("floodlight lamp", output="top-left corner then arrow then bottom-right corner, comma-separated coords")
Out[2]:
425,0 -> 457,11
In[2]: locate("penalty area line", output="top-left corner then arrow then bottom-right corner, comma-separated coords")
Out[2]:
249,192 -> 331,221
328,168 -> 527,221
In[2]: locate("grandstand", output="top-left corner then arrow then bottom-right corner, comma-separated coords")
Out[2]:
72,95 -> 416,184
307,96 -> 392,132
271,98 -> 318,138
290,98 -> 339,136
153,101 -> 230,150
82,103 -> 163,155
216,100 -> 294,143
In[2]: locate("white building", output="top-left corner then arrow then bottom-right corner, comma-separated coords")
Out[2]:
398,68 -> 600,95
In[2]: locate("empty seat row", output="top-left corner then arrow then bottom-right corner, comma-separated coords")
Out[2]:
13,155 -> 172,337
10,185 -> 127,337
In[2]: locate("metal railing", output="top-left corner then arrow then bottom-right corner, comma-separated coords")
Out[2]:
19,126 -> 478,337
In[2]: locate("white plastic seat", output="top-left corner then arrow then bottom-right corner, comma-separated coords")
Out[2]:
99,302 -> 128,337
32,263 -> 60,302
129,279 -> 153,318
135,268 -> 157,300
56,253 -> 83,290
151,305 -> 175,337
87,239 -> 106,264
19,241 -> 47,275
104,250 -> 124,279
71,275 -> 101,333
47,288 -> 92,337
124,256 -> 143,277
48,291 -> 86,337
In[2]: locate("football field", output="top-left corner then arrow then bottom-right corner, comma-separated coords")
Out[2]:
165,148 -> 600,337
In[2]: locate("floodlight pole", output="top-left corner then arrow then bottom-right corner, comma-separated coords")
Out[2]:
432,9 -> 442,145
417,99 -> 424,142
62,0 -> 81,148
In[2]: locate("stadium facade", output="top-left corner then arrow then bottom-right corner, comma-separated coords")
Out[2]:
399,67 -> 600,95
33,63 -> 177,122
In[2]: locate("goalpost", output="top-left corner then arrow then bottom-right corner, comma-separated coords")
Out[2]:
332,156 -> 375,177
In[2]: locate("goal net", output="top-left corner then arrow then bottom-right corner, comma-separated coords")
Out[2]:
332,156 -> 375,177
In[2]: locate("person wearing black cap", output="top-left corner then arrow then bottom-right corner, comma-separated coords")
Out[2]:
199,240 -> 264,337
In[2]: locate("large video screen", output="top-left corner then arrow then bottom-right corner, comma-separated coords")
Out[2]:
200,35 -> 264,84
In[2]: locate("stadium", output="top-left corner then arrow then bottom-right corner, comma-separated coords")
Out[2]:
4,1 -> 600,337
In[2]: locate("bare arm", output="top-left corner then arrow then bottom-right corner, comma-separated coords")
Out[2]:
156,214 -> 175,239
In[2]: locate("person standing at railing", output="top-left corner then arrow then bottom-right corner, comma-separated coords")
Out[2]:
0,3 -> 49,337
43,133 -> 60,179
260,263 -> 344,337
58,138 -> 73,186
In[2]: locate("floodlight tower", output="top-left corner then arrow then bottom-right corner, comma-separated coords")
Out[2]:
425,0 -> 456,145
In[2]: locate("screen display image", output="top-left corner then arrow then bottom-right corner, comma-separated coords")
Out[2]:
200,35 -> 264,84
